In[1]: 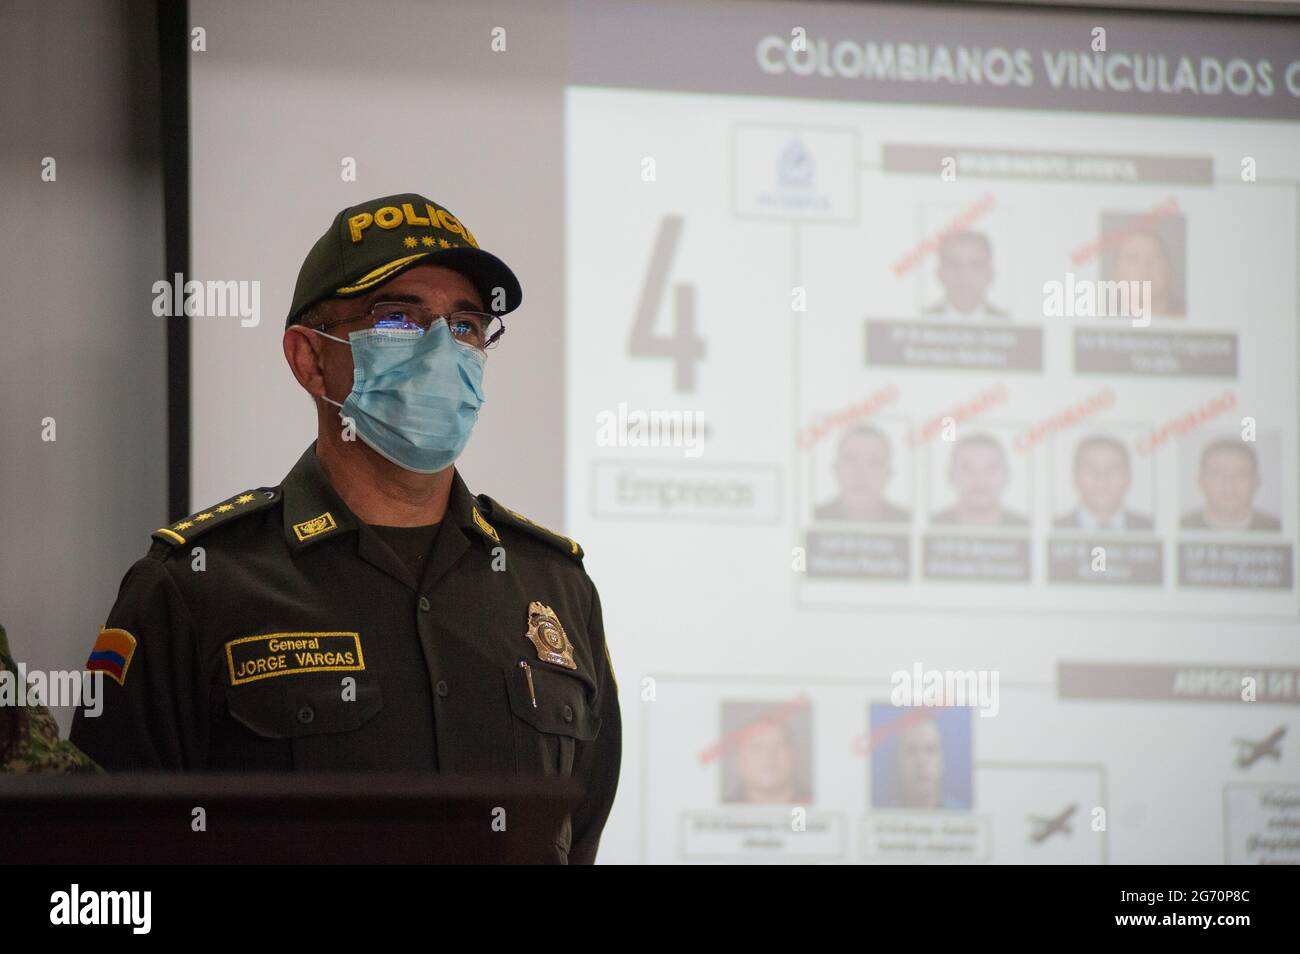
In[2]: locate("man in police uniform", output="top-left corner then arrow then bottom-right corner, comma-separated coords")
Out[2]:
71,193 -> 621,863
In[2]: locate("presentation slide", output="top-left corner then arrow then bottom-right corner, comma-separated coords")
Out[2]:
565,2 -> 1300,862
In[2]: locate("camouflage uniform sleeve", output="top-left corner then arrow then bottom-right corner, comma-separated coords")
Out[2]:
0,625 -> 103,775
70,554 -> 204,771
567,580 -> 622,864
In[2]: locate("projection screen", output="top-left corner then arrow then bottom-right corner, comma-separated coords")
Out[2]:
189,0 -> 1300,863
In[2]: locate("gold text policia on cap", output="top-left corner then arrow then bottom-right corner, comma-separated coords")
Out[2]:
285,192 -> 522,328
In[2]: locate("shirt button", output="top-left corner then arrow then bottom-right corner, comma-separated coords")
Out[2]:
436,680 -> 449,697
296,705 -> 315,725
418,596 -> 431,612
562,704 -> 574,723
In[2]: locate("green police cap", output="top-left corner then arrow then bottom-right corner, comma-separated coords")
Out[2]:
286,192 -> 522,327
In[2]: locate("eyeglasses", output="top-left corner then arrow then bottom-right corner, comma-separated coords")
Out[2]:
312,300 -> 506,350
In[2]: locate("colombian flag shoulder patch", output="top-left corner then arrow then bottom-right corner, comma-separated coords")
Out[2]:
86,627 -> 137,686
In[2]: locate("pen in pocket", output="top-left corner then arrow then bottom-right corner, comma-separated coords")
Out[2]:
519,658 -> 537,708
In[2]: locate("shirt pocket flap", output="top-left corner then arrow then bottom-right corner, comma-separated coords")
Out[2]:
226,679 -> 383,739
505,664 -> 600,741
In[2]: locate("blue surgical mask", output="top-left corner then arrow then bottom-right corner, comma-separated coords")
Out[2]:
315,320 -> 486,473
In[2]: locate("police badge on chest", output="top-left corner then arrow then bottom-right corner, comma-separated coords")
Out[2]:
524,601 -> 576,669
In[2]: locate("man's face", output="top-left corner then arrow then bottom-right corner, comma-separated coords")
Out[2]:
1075,442 -> 1131,518
898,719 -> 943,808
1200,448 -> 1259,519
950,443 -> 1008,513
1114,232 -> 1171,312
937,237 -> 993,313
835,432 -> 892,504
305,264 -> 485,407
735,720 -> 796,801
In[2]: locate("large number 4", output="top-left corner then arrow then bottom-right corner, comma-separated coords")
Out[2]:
628,215 -> 706,393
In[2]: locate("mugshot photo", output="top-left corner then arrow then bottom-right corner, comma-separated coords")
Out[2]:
719,700 -> 814,805
812,418 -> 913,525
869,704 -> 972,811
917,202 -> 1012,320
928,429 -> 1031,529
1099,209 -> 1187,320
1179,430 -> 1282,532
1052,430 -> 1155,532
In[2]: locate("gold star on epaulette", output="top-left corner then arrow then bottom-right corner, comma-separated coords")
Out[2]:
153,488 -> 276,550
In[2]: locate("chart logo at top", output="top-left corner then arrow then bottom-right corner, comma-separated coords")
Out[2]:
732,125 -> 859,222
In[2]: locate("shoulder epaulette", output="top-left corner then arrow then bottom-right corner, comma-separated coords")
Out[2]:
152,488 -> 281,547
479,495 -> 584,560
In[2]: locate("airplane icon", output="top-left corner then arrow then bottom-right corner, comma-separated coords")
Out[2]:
1028,803 -> 1077,844
1233,726 -> 1286,769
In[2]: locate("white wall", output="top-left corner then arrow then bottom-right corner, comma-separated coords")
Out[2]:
0,0 -> 166,731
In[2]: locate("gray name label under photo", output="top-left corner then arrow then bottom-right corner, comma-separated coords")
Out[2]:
1178,542 -> 1294,590
1047,538 -> 1164,585
867,320 -> 1043,371
1074,328 -> 1238,377
807,531 -> 910,580
923,535 -> 1031,582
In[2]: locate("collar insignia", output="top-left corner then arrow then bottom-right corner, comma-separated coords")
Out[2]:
293,511 -> 338,542
472,507 -> 500,543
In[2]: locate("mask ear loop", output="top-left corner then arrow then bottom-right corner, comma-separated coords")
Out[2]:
310,328 -> 350,409
312,328 -> 350,345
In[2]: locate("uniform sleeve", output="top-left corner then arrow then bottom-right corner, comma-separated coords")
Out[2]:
568,579 -> 622,864
0,626 -> 101,774
70,554 -> 204,771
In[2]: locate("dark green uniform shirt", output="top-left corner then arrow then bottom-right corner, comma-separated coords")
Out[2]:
70,444 -> 621,863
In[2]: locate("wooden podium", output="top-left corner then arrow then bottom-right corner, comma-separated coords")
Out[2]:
0,773 -> 583,864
